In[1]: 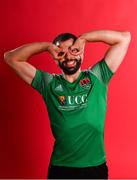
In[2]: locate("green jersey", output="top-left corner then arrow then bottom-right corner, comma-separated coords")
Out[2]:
31,58 -> 114,167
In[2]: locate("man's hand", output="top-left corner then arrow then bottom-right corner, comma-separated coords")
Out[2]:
69,37 -> 86,56
77,30 -> 131,73
47,43 -> 66,61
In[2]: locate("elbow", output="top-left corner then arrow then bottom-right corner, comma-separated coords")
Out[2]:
4,51 -> 12,64
4,51 -> 18,65
121,31 -> 131,43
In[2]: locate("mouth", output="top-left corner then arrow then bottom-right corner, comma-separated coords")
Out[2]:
64,60 -> 76,68
58,58 -> 82,75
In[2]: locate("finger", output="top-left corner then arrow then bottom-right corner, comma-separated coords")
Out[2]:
70,46 -> 82,55
58,47 -> 68,57
70,46 -> 80,52
69,48 -> 83,56
71,49 -> 80,53
58,51 -> 65,57
55,47 -> 62,53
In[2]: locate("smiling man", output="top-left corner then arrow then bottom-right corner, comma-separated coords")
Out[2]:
4,30 -> 131,179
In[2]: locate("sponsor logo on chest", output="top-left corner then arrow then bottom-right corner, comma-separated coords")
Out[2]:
58,94 -> 88,106
56,77 -> 91,109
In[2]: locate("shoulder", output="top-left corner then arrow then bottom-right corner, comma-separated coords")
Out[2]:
31,69 -> 58,88
81,69 -> 97,83
88,58 -> 114,84
81,68 -> 97,78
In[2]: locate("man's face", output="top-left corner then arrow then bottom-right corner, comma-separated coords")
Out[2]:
55,38 -> 84,75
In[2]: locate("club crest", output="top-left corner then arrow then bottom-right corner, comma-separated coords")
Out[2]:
80,78 -> 91,89
58,96 -> 66,106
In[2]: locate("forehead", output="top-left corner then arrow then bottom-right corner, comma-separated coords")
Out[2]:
58,38 -> 74,48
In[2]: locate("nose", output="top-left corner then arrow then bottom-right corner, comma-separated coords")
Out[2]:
65,50 -> 76,60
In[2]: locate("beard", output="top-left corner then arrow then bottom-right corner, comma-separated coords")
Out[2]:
58,58 -> 82,75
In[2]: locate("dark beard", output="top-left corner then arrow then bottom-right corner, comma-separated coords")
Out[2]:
58,58 -> 82,75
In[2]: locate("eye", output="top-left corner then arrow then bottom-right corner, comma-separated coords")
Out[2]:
71,48 -> 79,53
58,51 -> 65,56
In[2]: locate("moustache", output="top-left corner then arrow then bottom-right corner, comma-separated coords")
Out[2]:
58,58 -> 82,75
61,58 -> 80,66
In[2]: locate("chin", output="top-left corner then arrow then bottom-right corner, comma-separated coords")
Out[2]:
59,59 -> 82,75
63,66 -> 81,75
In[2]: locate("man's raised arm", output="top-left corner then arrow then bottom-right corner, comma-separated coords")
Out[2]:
70,30 -> 131,73
4,42 -> 64,85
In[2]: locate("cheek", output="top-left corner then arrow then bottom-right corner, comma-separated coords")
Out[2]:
80,53 -> 84,60
77,55 -> 82,61
55,60 -> 65,67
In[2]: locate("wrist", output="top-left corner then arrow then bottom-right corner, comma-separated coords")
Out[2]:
78,34 -> 88,43
46,42 -> 52,52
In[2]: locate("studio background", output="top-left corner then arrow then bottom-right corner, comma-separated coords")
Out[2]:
0,0 -> 137,178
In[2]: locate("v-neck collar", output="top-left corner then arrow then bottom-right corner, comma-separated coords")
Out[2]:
60,71 -> 83,87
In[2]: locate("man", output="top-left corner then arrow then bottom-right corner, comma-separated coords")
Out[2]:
4,30 -> 131,179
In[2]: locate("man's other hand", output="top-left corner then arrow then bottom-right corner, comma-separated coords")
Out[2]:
47,43 -> 66,61
69,37 -> 86,56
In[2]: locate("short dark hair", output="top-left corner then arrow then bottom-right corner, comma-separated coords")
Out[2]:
53,33 -> 77,46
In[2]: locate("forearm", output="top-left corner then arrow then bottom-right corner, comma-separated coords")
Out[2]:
4,42 -> 51,62
79,30 -> 130,45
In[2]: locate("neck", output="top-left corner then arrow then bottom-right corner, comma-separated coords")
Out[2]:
63,68 -> 81,83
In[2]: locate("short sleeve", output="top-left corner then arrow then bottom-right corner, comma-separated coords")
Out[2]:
31,69 -> 53,94
89,58 -> 114,85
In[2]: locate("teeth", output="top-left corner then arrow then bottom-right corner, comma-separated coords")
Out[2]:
68,61 -> 74,64
67,60 -> 75,65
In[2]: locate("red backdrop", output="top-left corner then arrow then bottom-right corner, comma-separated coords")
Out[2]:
0,0 -> 137,178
